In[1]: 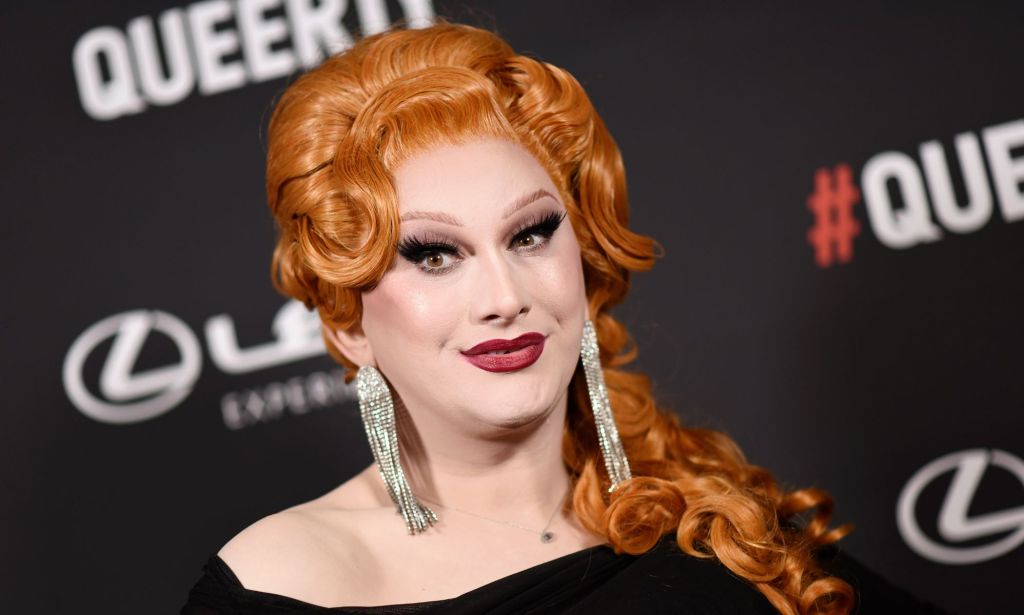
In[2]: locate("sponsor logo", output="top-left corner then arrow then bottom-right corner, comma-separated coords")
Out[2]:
221,369 -> 353,430
807,118 -> 1024,267
896,448 -> 1024,565
206,299 -> 325,373
63,310 -> 202,424
72,0 -> 435,121
63,300 -> 342,427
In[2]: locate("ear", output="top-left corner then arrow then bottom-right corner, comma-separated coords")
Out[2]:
322,322 -> 376,367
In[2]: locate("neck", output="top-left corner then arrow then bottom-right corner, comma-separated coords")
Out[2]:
391,387 -> 573,521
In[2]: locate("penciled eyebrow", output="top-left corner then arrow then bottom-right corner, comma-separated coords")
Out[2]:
398,188 -> 559,226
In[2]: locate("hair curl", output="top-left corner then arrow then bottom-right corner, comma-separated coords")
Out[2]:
265,20 -> 854,615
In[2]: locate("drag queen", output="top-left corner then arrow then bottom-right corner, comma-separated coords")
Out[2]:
183,20 -> 946,615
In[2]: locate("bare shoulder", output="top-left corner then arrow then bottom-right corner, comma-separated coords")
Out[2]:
216,466 -> 387,605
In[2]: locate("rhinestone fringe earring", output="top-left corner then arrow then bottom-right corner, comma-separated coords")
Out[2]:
356,365 -> 438,534
580,319 -> 633,491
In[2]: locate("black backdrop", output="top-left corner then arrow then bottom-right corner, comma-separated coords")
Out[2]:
2,2 -> 1021,613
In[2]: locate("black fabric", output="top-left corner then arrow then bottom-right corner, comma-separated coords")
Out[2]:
181,533 -> 951,614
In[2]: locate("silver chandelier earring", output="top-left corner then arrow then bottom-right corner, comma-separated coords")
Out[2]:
580,319 -> 632,491
355,365 -> 438,534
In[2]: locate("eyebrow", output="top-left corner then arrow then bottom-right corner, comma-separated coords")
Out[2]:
399,188 -> 559,226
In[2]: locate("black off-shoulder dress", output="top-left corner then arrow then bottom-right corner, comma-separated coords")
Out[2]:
181,532 -> 950,614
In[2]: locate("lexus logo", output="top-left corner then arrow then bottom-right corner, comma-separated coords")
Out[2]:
897,448 -> 1024,565
63,310 -> 202,424
63,301 -> 327,424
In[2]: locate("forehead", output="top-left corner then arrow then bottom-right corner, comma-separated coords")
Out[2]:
392,138 -> 560,220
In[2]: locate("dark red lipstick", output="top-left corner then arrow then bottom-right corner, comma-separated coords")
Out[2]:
461,332 -> 546,373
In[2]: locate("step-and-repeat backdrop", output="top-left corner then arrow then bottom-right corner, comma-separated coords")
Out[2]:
3,2 -> 1020,613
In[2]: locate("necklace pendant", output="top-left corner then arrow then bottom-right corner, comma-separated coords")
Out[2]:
541,531 -> 554,543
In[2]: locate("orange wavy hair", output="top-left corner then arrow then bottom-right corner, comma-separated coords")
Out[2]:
265,20 -> 854,615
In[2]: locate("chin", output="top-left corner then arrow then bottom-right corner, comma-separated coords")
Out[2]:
491,408 -> 549,431
474,390 -> 561,433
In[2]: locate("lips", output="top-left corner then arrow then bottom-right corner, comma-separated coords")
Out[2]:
461,332 -> 546,373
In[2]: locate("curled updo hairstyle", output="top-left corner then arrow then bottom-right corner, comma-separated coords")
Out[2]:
266,20 -> 854,615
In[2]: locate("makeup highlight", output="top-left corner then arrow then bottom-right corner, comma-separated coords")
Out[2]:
397,209 -> 567,276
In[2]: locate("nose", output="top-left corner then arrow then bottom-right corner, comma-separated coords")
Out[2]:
471,250 -> 531,324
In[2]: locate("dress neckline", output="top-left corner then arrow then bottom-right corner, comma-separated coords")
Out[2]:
210,540 -> 614,610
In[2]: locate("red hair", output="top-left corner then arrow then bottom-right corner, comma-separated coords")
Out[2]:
265,20 -> 854,614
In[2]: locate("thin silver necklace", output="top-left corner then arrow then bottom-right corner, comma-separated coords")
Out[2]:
416,487 -> 569,543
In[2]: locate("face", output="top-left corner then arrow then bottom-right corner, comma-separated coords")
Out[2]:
342,138 -> 587,438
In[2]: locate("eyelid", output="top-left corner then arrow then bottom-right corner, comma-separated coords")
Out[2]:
396,208 -> 567,274
396,241 -> 461,275
395,235 -> 461,272
396,233 -> 459,256
398,209 -> 565,252
507,210 -> 567,244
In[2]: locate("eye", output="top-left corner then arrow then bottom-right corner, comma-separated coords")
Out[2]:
513,234 -> 539,248
419,249 -> 455,271
509,210 -> 567,251
396,236 -> 461,275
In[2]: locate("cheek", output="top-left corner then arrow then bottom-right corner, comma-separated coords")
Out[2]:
361,274 -> 458,356
532,236 -> 586,317
529,238 -> 586,383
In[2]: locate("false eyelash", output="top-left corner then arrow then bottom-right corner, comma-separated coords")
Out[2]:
396,234 -> 460,264
511,209 -> 568,241
395,209 -> 568,275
